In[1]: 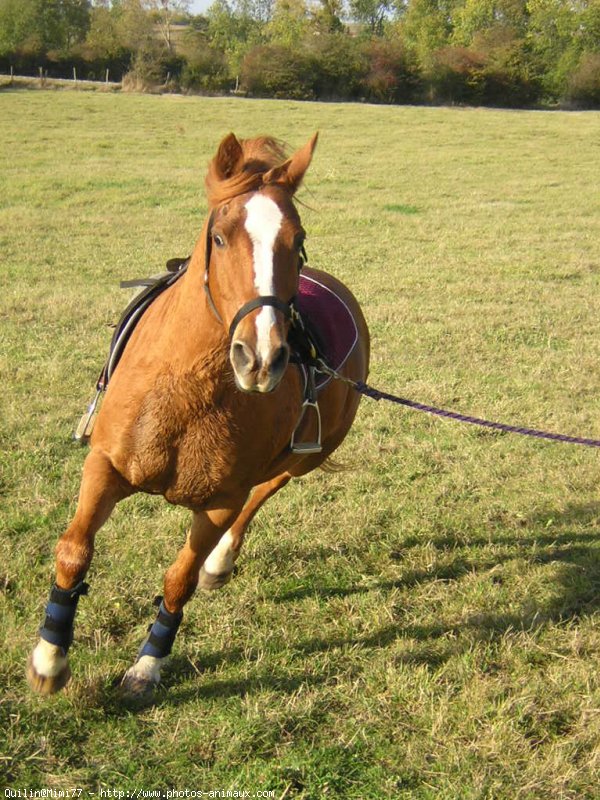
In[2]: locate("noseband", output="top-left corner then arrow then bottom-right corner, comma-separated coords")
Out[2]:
203,207 -> 306,339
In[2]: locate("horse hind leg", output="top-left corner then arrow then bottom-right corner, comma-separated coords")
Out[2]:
27,449 -> 128,694
198,417 -> 358,595
121,496 -> 247,700
198,472 -> 292,591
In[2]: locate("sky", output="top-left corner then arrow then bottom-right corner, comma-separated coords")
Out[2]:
189,0 -> 213,13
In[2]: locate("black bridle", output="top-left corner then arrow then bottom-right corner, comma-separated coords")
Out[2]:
203,207 -> 307,340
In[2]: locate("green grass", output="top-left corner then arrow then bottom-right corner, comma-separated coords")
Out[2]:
1,89 -> 600,798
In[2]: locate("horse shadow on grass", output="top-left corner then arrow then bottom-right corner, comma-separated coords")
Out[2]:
76,501 -> 600,712
155,501 -> 600,706
56,649 -> 333,718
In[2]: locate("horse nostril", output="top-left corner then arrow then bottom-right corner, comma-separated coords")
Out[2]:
231,340 -> 257,375
269,344 -> 289,375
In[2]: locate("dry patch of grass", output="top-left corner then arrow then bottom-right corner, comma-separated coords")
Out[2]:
0,76 -> 122,92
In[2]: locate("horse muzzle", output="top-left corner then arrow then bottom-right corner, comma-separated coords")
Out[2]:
228,295 -> 293,394
230,339 -> 290,393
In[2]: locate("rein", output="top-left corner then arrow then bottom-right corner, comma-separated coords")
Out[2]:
316,362 -> 600,449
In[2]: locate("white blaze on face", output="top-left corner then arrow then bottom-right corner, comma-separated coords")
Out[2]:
244,194 -> 283,361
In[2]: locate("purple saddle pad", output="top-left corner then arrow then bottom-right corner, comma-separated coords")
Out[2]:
296,273 -> 359,390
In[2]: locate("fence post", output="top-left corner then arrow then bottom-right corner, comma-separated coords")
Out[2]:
73,66 -> 77,83
105,68 -> 109,84
39,66 -> 43,86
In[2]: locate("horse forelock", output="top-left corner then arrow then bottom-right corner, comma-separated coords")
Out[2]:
205,136 -> 289,207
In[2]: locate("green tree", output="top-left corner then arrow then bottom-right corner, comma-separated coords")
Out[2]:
349,0 -> 393,35
452,0 -> 496,45
242,42 -> 315,97
179,26 -> 230,89
85,3 -> 124,59
398,0 -> 450,70
0,0 -> 90,56
526,0 -> 580,97
144,0 -> 190,52
59,0 -> 90,50
580,0 -> 600,50
237,0 -> 273,24
311,0 -> 344,33
0,0 -> 38,55
265,0 -> 309,46
114,0 -> 155,53
205,0 -> 256,75
305,31 -> 366,96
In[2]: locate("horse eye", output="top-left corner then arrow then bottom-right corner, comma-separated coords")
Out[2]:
213,233 -> 225,248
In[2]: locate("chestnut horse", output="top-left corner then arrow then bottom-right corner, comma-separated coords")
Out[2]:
28,132 -> 370,699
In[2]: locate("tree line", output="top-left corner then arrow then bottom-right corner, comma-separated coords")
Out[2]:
0,0 -> 598,107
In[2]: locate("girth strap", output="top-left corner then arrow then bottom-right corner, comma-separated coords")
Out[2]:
228,296 -> 292,340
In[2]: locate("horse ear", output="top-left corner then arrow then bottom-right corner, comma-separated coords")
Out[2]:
214,132 -> 244,180
263,132 -> 318,194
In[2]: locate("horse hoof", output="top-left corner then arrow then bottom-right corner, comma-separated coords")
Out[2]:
198,565 -> 232,591
27,654 -> 71,695
120,668 -> 158,703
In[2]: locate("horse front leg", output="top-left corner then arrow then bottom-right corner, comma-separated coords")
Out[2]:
28,449 -> 129,694
198,472 -> 292,591
121,495 -> 248,699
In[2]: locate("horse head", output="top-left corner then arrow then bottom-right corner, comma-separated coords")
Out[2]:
203,132 -> 318,393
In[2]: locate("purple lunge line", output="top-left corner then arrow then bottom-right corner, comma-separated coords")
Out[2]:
354,381 -> 600,449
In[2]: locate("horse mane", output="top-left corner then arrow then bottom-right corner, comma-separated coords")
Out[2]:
205,136 -> 289,207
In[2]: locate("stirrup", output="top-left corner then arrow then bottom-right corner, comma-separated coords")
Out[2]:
291,399 -> 322,454
291,366 -> 322,455
74,388 -> 102,444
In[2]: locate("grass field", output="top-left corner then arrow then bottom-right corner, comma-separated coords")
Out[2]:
1,89 -> 600,798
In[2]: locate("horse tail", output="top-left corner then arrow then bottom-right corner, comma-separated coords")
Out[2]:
319,457 -> 350,473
